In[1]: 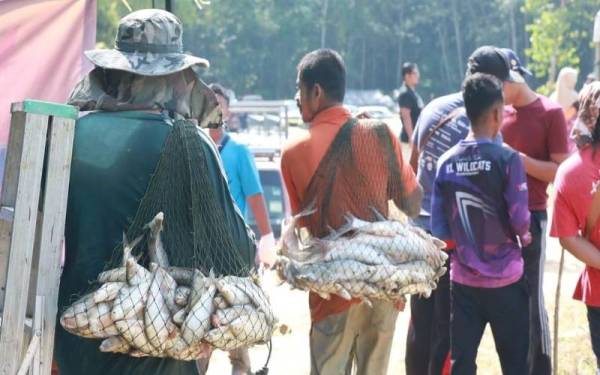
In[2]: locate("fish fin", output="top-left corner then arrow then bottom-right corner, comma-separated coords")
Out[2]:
149,262 -> 159,272
316,291 -> 330,300
369,206 -> 387,221
362,297 -> 374,308
335,283 -> 352,300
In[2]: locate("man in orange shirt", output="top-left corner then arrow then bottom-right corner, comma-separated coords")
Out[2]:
281,49 -> 422,375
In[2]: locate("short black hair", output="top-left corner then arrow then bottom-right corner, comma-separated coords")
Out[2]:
209,83 -> 230,105
462,73 -> 504,125
402,62 -> 418,78
297,49 -> 346,102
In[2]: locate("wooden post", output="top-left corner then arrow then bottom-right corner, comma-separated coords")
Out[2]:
34,116 -> 76,374
0,100 -> 77,375
0,110 -> 48,375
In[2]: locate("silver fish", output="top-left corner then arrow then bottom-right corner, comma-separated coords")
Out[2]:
88,302 -> 119,338
99,336 -> 131,353
97,267 -> 126,283
181,281 -> 216,345
174,286 -> 191,307
115,319 -> 161,356
145,267 -> 178,351
111,282 -> 150,321
145,212 -> 170,268
93,282 -> 126,303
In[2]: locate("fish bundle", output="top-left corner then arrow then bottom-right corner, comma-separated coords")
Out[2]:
60,212 -> 276,360
275,205 -> 448,305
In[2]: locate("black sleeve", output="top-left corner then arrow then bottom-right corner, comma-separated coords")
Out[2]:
398,91 -> 417,110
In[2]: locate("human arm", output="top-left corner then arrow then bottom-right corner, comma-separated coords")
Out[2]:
430,166 -> 451,241
504,153 -> 531,245
400,108 -> 414,140
389,129 -> 422,217
247,193 -> 272,236
559,236 -> 600,269
516,152 -> 569,183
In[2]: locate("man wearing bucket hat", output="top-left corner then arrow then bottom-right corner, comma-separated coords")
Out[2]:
499,48 -> 569,375
55,9 -> 256,375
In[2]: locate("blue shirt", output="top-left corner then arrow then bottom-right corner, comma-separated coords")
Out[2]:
219,134 -> 263,217
431,139 -> 530,288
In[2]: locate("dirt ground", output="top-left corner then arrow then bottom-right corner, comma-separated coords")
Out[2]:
206,224 -> 597,374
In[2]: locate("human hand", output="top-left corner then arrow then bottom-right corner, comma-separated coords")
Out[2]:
520,231 -> 532,247
255,232 -> 277,268
394,297 -> 406,311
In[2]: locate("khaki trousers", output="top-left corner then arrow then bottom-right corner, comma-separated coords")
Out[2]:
310,300 -> 398,375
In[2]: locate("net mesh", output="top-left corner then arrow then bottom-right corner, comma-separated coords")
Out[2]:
275,119 -> 448,305
60,119 -> 276,362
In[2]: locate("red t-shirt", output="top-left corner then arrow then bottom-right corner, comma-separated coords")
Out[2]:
550,146 -> 600,306
501,96 -> 569,210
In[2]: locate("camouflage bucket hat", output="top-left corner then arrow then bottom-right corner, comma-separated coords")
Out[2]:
84,9 -> 209,76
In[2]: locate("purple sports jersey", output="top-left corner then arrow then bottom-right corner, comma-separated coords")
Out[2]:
431,139 -> 530,288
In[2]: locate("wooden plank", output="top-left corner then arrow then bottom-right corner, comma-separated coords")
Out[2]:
0,110 -> 27,307
11,101 -> 78,120
0,112 -> 48,375
34,116 -> 75,375
32,296 -> 43,375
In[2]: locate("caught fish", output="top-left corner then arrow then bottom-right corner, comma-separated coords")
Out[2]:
145,267 -> 178,351
88,302 -> 118,338
111,282 -> 150,321
126,257 -> 152,286
99,336 -> 131,353
215,279 -> 251,306
145,212 -> 170,268
203,326 -> 240,351
93,282 -> 126,303
172,308 -> 187,325
98,267 -> 126,284
60,294 -> 95,332
186,270 -> 210,312
116,319 -> 161,356
213,305 -> 255,326
174,286 -> 191,307
228,310 -> 272,345
181,281 -> 216,345
213,295 -> 229,309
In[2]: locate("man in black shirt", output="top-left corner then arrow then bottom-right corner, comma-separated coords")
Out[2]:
398,62 -> 424,142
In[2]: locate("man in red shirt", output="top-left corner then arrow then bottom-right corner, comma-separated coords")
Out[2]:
500,48 -> 570,375
281,49 -> 422,374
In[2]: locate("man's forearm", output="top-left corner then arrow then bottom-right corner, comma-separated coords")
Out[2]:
560,236 -> 600,269
400,110 -> 414,139
396,184 -> 423,218
520,153 -> 558,183
247,193 -> 272,236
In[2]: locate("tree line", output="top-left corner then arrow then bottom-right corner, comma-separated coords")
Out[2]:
98,0 -> 598,102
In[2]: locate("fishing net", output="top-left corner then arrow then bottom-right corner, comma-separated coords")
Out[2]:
275,119 -> 448,306
60,118 -> 276,362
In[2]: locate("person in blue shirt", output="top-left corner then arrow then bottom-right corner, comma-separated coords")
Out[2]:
202,83 -> 275,375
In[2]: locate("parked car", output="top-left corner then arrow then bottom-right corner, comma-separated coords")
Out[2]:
245,148 -> 290,239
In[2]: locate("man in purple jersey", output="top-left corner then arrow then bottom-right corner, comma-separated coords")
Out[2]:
432,73 -> 531,375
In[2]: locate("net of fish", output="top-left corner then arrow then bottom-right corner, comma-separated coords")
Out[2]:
273,119 -> 448,305
60,212 -> 277,360
274,205 -> 448,306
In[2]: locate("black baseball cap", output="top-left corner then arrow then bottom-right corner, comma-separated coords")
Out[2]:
501,48 -> 532,81
466,46 -> 524,83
